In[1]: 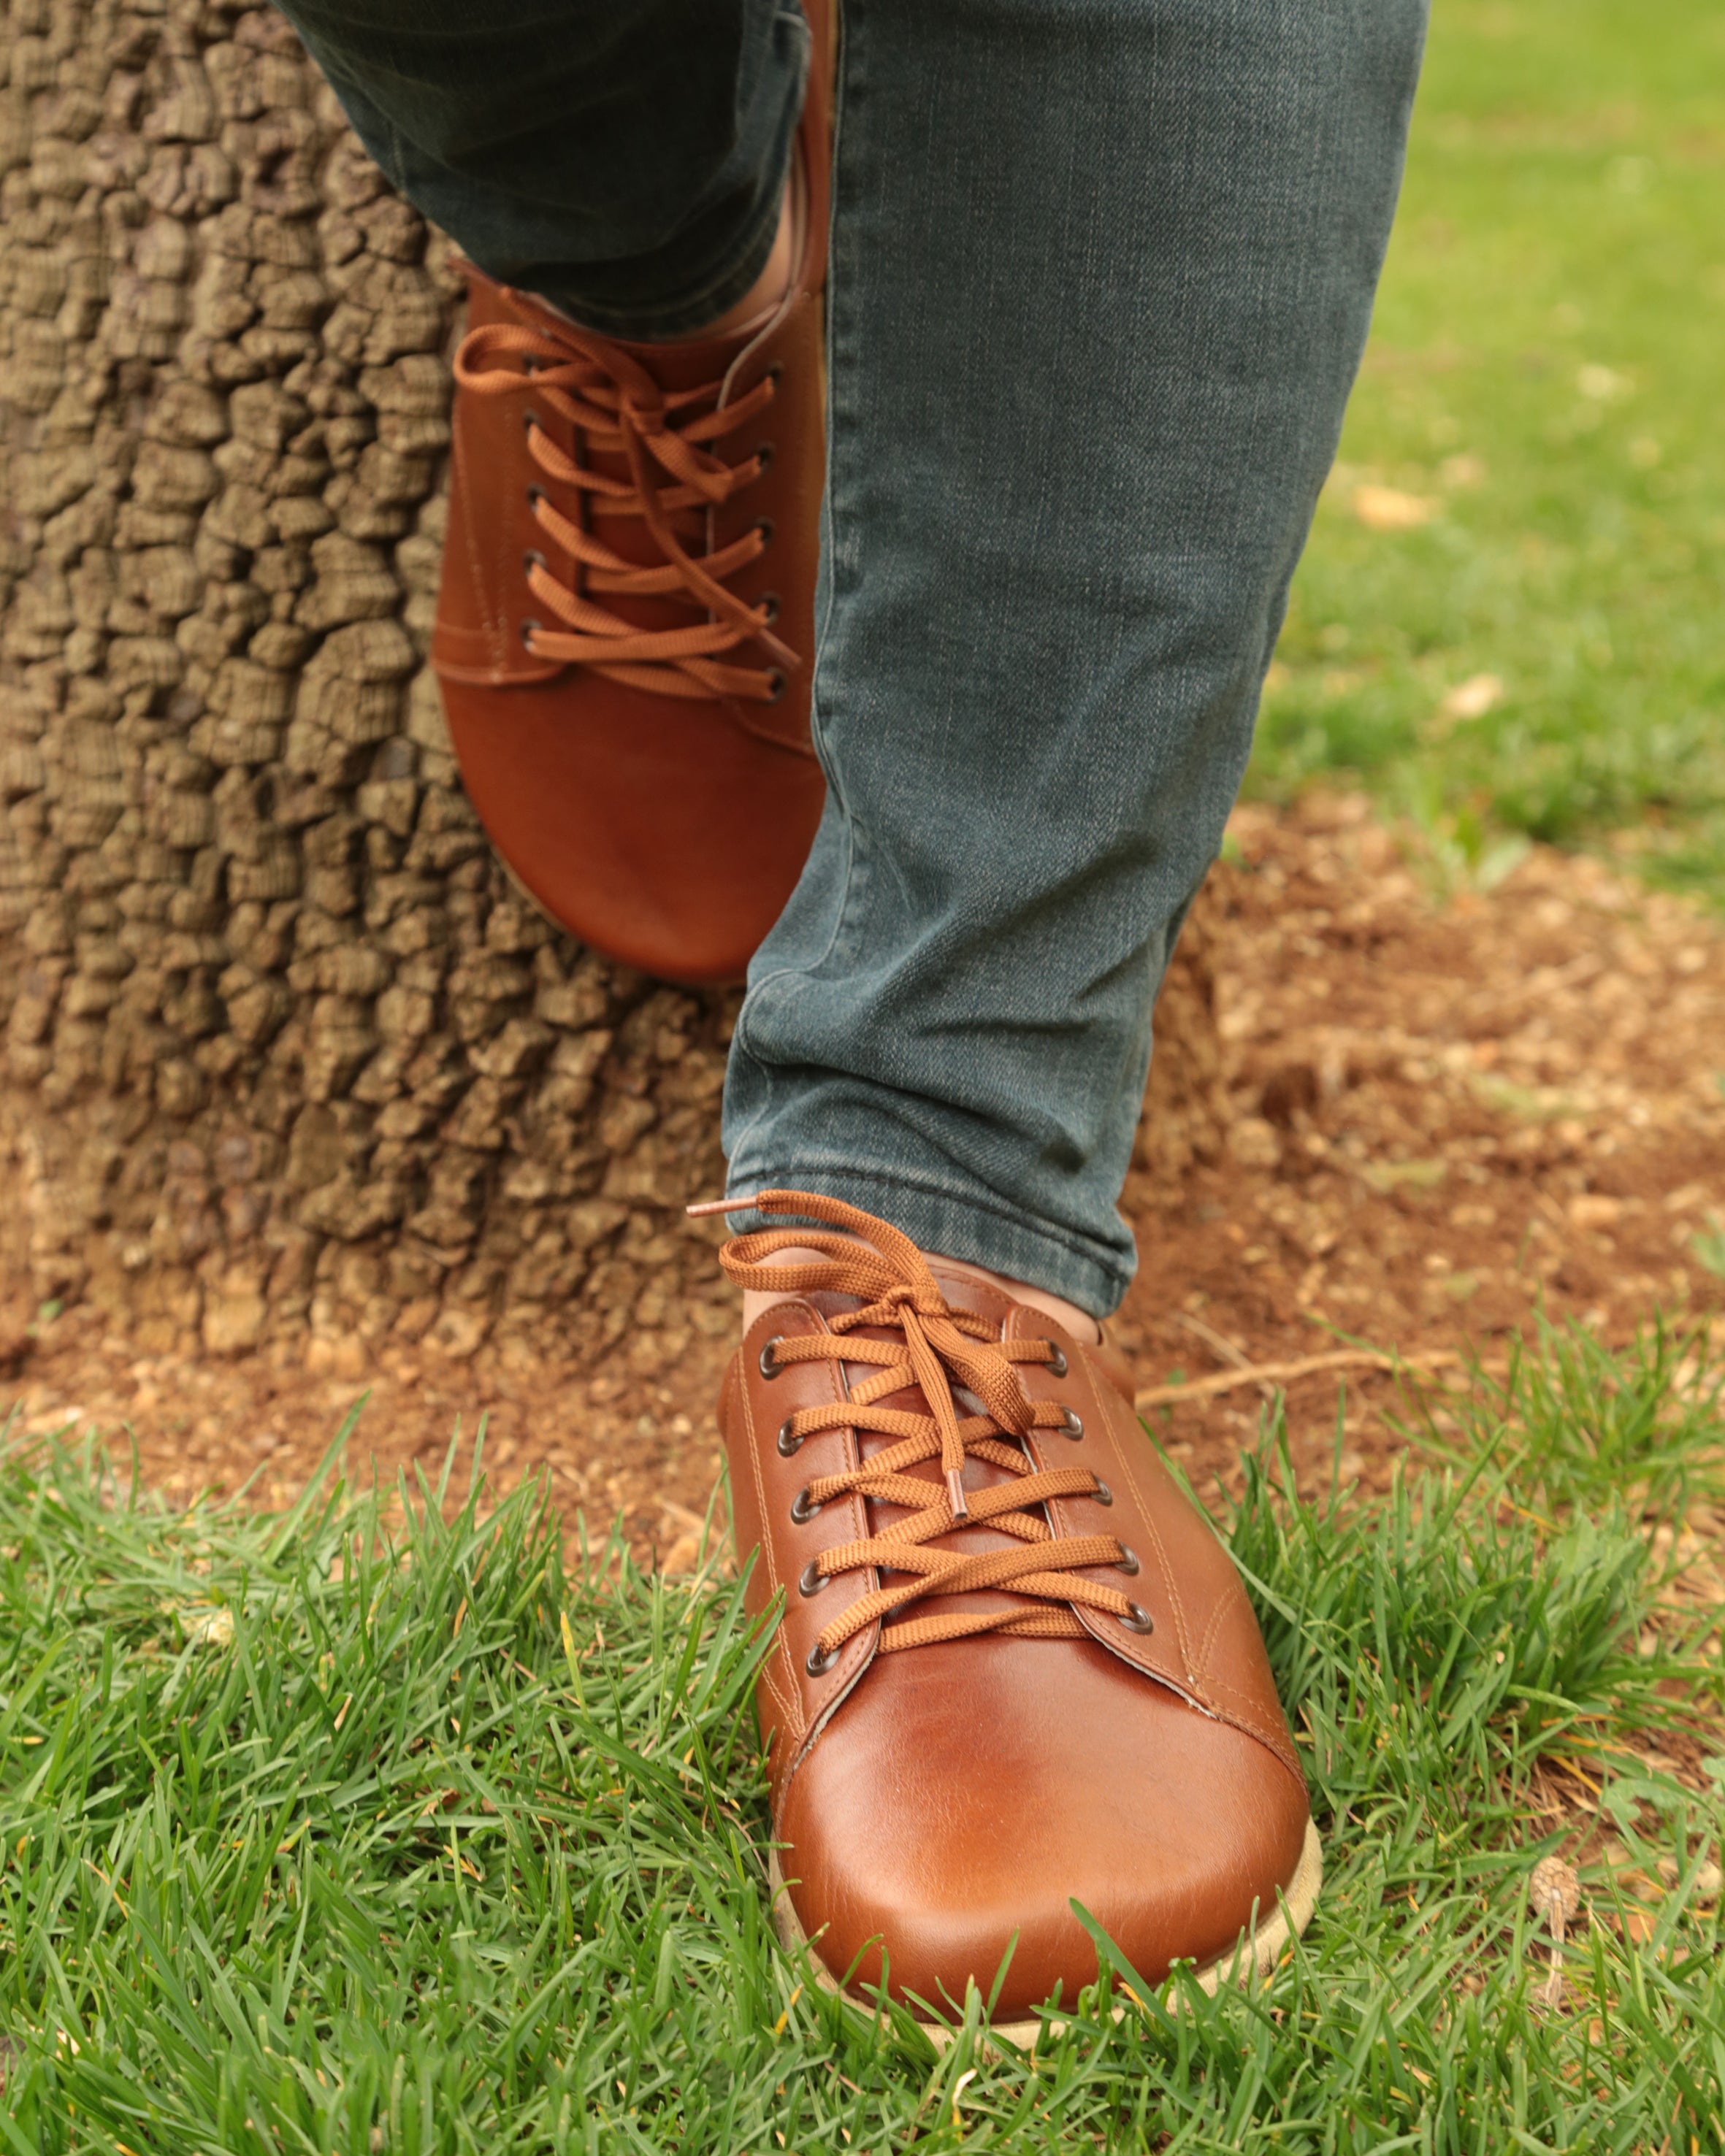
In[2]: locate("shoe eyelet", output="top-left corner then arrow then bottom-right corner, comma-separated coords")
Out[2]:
527,485 -> 547,510
1058,1407 -> 1084,1441
759,1336 -> 784,1380
765,669 -> 788,702
755,516 -> 775,549
1092,1478 -> 1113,1506
756,441 -> 775,472
1115,1545 -> 1140,1578
806,1641 -> 841,1676
523,549 -> 546,577
760,591 -> 781,624
798,1559 -> 828,1597
522,410 -> 543,436
765,363 -> 784,388
1045,1343 -> 1068,1379
790,1486 -> 822,1525
519,618 -> 540,650
776,1418 -> 803,1457
1120,1602 -> 1155,1635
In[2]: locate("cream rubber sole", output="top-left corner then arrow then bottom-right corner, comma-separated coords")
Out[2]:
768,1817 -> 1323,2050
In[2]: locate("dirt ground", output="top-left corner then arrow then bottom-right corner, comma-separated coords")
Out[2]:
5,793 -> 1722,1561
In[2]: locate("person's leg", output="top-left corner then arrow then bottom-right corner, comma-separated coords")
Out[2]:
274,0 -> 807,338
724,0 -> 1429,1318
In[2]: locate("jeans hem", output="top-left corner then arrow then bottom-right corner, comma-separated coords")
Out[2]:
722,1159 -> 1133,1319
528,182 -> 787,343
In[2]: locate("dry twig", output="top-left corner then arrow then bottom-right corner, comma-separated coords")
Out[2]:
1134,1348 -> 1460,1410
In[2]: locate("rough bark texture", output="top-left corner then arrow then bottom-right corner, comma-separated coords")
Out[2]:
0,0 -> 1230,1368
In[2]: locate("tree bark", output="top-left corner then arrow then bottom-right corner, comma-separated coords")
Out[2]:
0,0 -> 1231,1365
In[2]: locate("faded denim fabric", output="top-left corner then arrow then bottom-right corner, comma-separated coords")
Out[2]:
727,0 -> 1427,1311
279,0 -> 1427,1314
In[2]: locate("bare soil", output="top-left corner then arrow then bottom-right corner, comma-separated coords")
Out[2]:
5,794 -> 1722,1560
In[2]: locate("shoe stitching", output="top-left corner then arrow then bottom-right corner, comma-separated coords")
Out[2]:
1078,1346 -> 1197,1679
1190,1593 -> 1229,1683
1195,1676 -> 1303,1778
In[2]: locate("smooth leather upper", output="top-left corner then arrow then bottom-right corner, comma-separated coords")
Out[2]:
430,5 -> 831,986
719,1269 -> 1310,2017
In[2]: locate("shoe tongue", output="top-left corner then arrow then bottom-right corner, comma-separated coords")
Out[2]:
610,318 -> 764,394
802,1281 -> 1036,1635
578,318 -> 763,636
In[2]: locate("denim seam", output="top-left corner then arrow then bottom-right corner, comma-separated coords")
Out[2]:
811,0 -> 845,685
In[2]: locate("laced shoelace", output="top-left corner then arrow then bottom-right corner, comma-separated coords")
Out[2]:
454,318 -> 798,702
703,1190 -> 1153,1668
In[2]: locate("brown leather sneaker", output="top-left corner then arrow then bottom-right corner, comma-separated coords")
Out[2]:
707,1190 -> 1320,2038
430,5 -> 833,986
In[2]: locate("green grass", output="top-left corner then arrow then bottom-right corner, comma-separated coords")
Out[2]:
1255,0 -> 1725,897
4,1330 -> 1724,2154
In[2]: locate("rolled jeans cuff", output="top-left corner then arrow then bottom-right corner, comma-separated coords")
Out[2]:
722,1159 -> 1134,1320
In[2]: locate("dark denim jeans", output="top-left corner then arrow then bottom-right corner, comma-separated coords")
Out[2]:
279,0 -> 1428,1315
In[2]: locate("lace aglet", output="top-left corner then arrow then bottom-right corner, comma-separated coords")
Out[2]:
946,1468 -> 970,1522
685,1193 -> 763,1218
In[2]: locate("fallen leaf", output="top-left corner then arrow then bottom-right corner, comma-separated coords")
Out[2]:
1361,1158 -> 1447,1194
1439,672 -> 1504,721
1353,484 -> 1437,531
1577,363 -> 1629,402
184,1606 -> 234,1649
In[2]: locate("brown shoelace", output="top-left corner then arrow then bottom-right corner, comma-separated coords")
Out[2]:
703,1190 -> 1150,1663
454,317 -> 796,702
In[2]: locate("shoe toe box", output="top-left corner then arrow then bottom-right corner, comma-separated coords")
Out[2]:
776,1633 -> 1311,2020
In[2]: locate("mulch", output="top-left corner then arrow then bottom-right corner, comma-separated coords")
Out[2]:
5,794 -> 1722,1561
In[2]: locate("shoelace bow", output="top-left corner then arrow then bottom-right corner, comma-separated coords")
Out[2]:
709,1191 -> 1150,1664
454,318 -> 797,702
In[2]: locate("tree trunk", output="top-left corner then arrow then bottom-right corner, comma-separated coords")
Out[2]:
0,0 -> 1231,1367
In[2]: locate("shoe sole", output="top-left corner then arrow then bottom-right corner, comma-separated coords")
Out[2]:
768,1816 -> 1323,2049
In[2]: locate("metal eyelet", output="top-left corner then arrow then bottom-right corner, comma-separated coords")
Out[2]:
1092,1478 -> 1113,1507
790,1486 -> 822,1525
765,363 -> 784,388
1058,1407 -> 1084,1441
1045,1344 -> 1068,1379
806,1641 -> 840,1676
1115,1545 -> 1140,1578
759,1336 -> 784,1379
1120,1603 -> 1155,1635
527,485 -> 547,509
760,591 -> 781,624
523,549 -> 546,577
776,1418 -> 803,1457
519,619 -> 540,649
765,669 -> 788,702
755,516 -> 775,548
756,442 -> 775,472
522,410 -> 543,436
798,1560 -> 828,1597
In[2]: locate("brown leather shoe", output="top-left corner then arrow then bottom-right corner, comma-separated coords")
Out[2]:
707,1190 -> 1320,2038
430,7 -> 832,986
